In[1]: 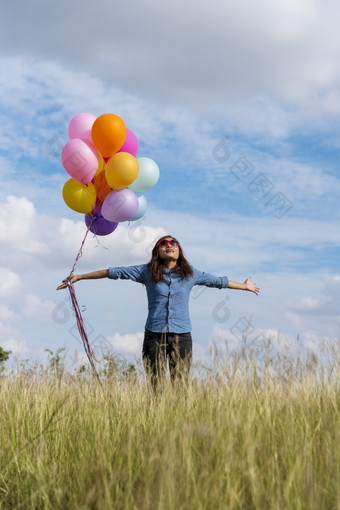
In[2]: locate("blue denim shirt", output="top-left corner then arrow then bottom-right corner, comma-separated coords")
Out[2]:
108,264 -> 229,333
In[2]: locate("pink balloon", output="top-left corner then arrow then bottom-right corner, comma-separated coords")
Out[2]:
101,189 -> 139,222
61,138 -> 99,185
117,129 -> 139,157
68,113 -> 97,144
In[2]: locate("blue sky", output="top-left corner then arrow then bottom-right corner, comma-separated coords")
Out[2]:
0,0 -> 339,368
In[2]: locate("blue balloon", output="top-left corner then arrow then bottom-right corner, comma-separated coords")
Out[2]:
129,194 -> 147,221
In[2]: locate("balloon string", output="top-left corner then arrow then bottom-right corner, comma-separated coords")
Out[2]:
70,227 -> 91,275
67,280 -> 102,385
69,200 -> 102,275
67,202 -> 104,384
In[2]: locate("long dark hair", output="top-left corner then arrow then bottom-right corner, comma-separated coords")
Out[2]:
147,235 -> 194,283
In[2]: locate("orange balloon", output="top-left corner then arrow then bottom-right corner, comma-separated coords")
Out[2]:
105,152 -> 139,189
91,114 -> 127,158
94,170 -> 112,203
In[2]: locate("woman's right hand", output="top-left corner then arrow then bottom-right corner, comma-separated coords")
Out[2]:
56,274 -> 81,290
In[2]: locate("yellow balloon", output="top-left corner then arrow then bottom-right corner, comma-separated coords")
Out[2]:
62,178 -> 96,214
94,155 -> 105,178
105,152 -> 139,190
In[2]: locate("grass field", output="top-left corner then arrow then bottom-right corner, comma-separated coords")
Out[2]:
0,343 -> 339,509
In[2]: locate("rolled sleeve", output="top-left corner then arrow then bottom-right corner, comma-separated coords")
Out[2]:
220,276 -> 229,288
194,268 -> 229,289
108,265 -> 146,283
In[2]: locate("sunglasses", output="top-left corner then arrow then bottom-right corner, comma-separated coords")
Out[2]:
157,239 -> 180,248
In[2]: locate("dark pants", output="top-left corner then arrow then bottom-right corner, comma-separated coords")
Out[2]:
142,329 -> 192,389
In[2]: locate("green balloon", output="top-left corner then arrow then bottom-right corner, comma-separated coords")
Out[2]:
128,157 -> 160,192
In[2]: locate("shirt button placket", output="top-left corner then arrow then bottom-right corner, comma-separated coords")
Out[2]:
168,278 -> 172,328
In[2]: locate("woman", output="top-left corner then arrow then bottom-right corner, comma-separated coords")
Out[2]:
57,235 -> 259,387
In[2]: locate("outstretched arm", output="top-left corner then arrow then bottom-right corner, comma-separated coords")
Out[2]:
56,269 -> 109,290
228,277 -> 260,296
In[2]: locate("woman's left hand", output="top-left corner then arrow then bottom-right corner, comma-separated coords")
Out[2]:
244,277 -> 260,295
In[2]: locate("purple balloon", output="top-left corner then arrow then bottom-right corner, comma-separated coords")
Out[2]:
101,189 -> 139,222
85,207 -> 118,236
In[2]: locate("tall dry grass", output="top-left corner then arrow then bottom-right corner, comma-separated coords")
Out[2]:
0,342 -> 339,509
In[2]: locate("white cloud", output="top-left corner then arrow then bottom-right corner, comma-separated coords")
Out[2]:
0,196 -> 49,255
285,275 -> 340,317
106,332 -> 144,356
0,320 -> 18,338
1,338 -> 28,355
210,324 -> 338,361
0,0 -> 340,154
0,268 -> 21,299
0,318 -> 27,356
22,294 -> 56,322
0,306 -> 17,320
1,1 -> 340,115
0,56 -> 194,160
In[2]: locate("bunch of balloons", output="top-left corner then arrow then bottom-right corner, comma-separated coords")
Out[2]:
61,113 -> 160,236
